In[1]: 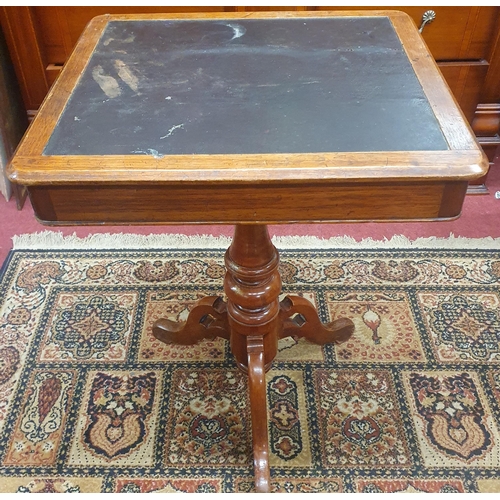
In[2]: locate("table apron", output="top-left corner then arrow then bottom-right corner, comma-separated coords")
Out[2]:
28,180 -> 468,225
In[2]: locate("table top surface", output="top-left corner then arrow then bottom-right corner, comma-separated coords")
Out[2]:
45,16 -> 447,157
9,11 -> 487,186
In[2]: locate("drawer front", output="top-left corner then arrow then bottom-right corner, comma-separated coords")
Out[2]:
315,6 -> 498,60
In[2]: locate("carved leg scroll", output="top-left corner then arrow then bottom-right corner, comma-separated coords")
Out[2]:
279,295 -> 354,345
152,296 -> 230,345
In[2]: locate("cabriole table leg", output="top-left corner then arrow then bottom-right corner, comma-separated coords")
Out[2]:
247,335 -> 272,492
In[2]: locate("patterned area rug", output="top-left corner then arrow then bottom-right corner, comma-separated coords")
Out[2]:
1,239 -> 500,493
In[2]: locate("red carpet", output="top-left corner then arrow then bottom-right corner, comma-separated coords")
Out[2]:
1,159 -> 499,263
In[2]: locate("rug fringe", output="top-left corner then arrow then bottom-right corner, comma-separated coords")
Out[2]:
11,231 -> 500,251
12,231 -> 232,250
272,234 -> 500,250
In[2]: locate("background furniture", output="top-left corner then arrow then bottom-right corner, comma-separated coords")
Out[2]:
0,25 -> 27,203
1,6 -> 499,192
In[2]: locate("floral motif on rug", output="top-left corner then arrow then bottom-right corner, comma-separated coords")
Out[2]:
39,291 -> 138,362
314,369 -> 411,467
0,247 -> 500,492
234,476 -> 343,493
402,370 -> 500,467
114,477 -> 221,493
68,369 -> 162,466
164,369 -> 250,467
355,478 -> 465,493
3,369 -> 76,466
327,291 -> 426,363
418,292 -> 500,362
267,369 -> 312,467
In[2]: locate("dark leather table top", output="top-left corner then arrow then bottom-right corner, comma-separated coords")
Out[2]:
44,17 -> 448,157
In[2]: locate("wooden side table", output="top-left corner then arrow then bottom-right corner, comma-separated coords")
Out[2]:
8,11 -> 488,492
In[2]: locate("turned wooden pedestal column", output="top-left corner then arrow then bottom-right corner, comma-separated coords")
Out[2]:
152,225 -> 354,492
225,225 -> 281,492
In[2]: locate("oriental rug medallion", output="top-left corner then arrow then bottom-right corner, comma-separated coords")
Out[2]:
1,237 -> 500,493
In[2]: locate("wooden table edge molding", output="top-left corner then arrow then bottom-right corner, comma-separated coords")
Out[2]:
9,151 -> 487,185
